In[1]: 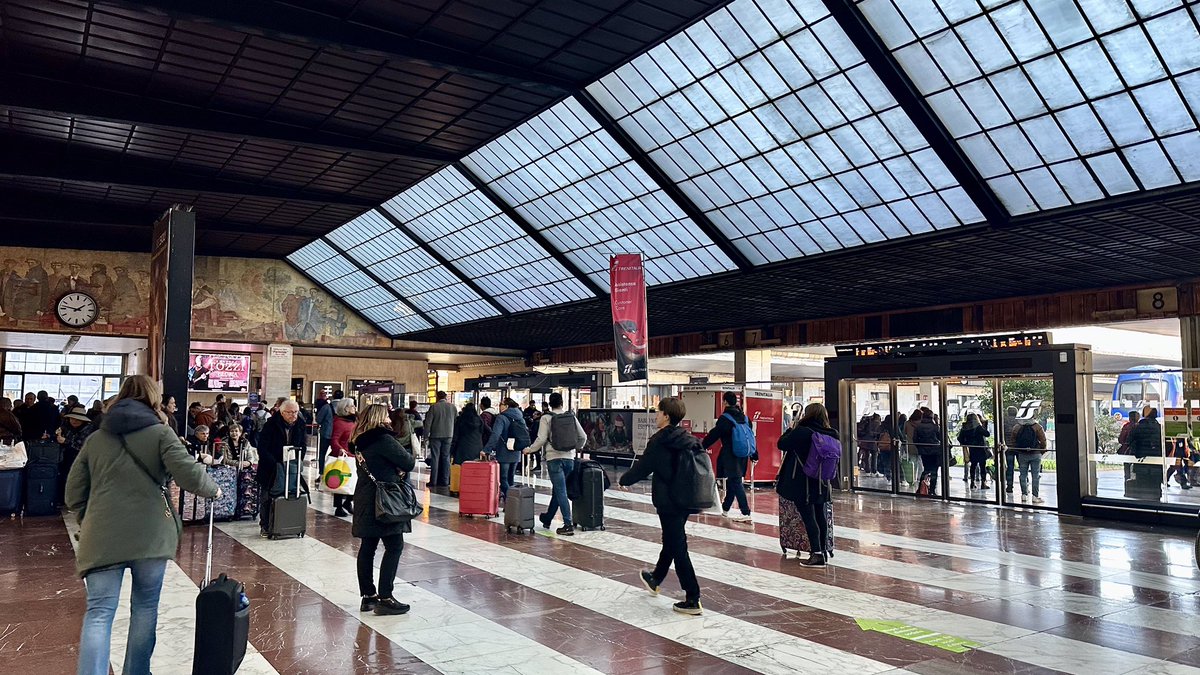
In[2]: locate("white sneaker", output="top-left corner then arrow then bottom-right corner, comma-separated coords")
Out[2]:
1031,496 -> 1045,504
721,511 -> 731,519
1021,494 -> 1030,502
732,514 -> 753,523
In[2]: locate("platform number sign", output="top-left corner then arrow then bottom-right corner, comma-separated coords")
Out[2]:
1136,287 -> 1177,316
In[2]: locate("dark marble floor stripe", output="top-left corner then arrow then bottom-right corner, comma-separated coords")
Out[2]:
172,517 -> 437,675
0,515 -> 85,674
302,509 -> 759,675
410,502 -> 1059,674
518,495 -> 1200,666
535,481 -> 1198,600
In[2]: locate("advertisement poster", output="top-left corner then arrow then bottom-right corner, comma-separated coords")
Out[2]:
580,409 -> 635,458
188,353 -> 251,392
633,412 -> 656,457
744,388 -> 784,481
609,254 -> 648,382
146,220 -> 170,380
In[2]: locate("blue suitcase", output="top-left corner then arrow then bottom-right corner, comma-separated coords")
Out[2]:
0,469 -> 24,516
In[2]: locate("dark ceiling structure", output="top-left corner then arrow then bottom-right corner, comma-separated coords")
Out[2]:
3,0 -> 1200,353
0,0 -> 729,255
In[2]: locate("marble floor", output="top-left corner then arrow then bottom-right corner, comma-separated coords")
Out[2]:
4,463 -> 1200,674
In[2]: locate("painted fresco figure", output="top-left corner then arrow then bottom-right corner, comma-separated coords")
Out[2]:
8,262 -> 42,321
90,264 -> 115,309
111,266 -> 140,321
54,263 -> 90,299
192,284 -> 221,326
281,287 -> 305,340
298,288 -> 323,341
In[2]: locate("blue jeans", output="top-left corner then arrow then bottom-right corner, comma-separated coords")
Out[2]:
546,458 -> 575,525
1018,452 -> 1042,497
499,461 -> 517,500
78,558 -> 168,675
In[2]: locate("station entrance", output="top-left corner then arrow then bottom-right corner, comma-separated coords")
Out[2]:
825,335 -> 1092,517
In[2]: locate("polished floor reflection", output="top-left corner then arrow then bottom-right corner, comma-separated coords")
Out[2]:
4,465 -> 1200,674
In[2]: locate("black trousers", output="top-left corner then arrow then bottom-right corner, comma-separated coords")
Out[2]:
652,511 -> 701,602
258,490 -> 272,532
358,533 -> 404,599
798,501 -> 829,555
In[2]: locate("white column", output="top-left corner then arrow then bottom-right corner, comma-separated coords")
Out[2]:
734,349 -> 772,384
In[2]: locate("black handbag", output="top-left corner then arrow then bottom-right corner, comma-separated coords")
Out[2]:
355,452 -> 422,524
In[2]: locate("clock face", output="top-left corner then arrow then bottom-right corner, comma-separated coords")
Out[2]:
56,292 -> 99,328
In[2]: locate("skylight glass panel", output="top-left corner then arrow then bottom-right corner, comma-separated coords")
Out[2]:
463,98 -> 739,289
286,239 -> 431,336
330,210 -> 499,325
587,0 -> 985,265
859,0 -> 1200,215
381,167 -> 595,312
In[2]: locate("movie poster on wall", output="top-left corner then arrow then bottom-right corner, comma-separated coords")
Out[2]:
188,353 -> 251,392
609,254 -> 648,382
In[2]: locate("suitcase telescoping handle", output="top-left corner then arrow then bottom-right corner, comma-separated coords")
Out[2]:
204,504 -> 214,589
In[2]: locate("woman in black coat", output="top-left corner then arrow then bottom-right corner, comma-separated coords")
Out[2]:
776,402 -> 838,568
450,403 -> 485,465
350,404 -> 415,616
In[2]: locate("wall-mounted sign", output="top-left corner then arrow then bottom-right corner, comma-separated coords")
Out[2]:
188,353 -> 251,392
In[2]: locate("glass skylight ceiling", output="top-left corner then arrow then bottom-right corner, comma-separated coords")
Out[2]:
462,98 -> 740,290
326,210 -> 500,325
286,239 -> 433,335
587,0 -> 986,265
859,0 -> 1200,214
380,167 -> 595,312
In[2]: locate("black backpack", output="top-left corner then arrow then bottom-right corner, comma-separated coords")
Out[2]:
670,445 -> 716,511
550,412 -> 579,451
1015,423 -> 1040,450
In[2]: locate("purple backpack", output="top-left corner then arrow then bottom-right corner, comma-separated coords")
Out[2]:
803,431 -> 842,481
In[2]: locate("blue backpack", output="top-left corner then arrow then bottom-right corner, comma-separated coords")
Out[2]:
722,413 -> 756,459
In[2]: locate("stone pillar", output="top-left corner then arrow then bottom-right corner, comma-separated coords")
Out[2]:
263,344 -> 294,404
919,380 -> 935,409
734,349 -> 772,384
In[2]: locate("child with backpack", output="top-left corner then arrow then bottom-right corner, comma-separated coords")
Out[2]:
701,391 -> 757,523
618,397 -> 713,615
776,402 -> 840,568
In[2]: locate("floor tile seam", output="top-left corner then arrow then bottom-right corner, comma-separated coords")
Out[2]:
980,630 -> 1188,675
518,475 -> 1200,595
215,518 -> 606,675
547,492 -> 1175,624
515,475 -> 1195,586
442,493 -> 1200,662
300,508 -> 765,674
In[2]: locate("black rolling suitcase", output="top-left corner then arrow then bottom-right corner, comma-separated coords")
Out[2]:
267,446 -> 307,539
574,460 -> 608,531
193,508 -> 250,675
25,461 -> 60,516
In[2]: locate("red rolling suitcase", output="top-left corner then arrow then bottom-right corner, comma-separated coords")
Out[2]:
459,460 -> 499,517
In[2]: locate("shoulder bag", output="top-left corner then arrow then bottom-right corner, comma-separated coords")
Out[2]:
355,451 -> 422,524
118,435 -> 178,524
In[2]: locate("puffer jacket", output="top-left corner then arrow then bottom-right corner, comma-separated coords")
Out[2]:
351,427 -> 416,538
65,399 -> 217,577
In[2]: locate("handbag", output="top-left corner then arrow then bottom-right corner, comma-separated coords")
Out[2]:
355,452 -> 422,524
321,454 -> 357,495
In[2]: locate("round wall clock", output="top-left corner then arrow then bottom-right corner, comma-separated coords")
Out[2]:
55,292 -> 99,328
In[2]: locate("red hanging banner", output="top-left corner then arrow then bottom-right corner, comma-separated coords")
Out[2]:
609,254 -> 649,382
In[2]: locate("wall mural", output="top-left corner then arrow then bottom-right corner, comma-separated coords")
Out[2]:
0,246 -> 391,348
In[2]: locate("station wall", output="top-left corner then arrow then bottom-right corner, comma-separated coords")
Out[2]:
0,245 -> 390,349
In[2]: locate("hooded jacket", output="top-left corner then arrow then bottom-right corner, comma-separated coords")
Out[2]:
65,399 -> 217,577
702,405 -> 755,480
483,407 -> 531,463
776,422 -> 838,505
450,410 -> 485,464
618,423 -> 702,515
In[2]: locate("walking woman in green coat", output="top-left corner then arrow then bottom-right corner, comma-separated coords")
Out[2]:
66,375 -> 219,675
